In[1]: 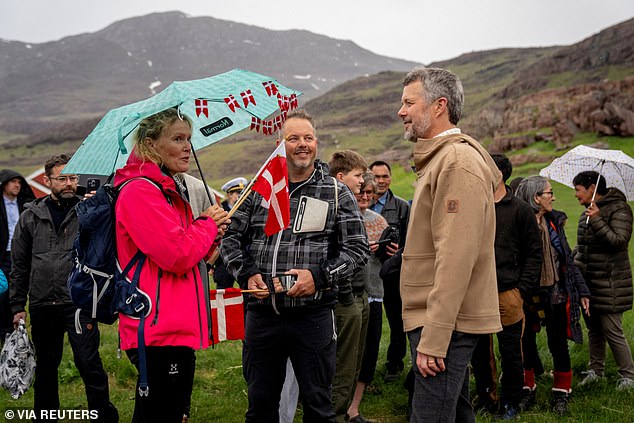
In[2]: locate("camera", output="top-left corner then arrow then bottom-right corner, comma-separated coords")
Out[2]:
86,178 -> 100,192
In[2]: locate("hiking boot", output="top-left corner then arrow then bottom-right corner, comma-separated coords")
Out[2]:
551,392 -> 569,416
518,388 -> 536,412
495,404 -> 520,421
616,377 -> 634,391
579,369 -> 602,386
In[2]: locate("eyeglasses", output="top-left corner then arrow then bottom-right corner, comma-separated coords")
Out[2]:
50,175 -> 79,183
356,190 -> 375,198
540,191 -> 554,197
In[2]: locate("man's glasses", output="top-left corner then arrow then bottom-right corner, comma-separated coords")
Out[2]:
540,191 -> 554,197
50,175 -> 79,183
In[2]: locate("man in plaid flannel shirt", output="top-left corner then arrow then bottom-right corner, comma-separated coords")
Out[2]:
221,110 -> 368,422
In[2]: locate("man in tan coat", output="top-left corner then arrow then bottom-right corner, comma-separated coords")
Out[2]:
397,67 -> 502,423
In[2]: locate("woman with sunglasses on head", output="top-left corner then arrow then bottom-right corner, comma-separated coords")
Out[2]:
514,176 -> 590,416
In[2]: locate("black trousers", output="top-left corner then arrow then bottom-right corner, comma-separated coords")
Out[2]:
29,304 -> 117,422
471,319 -> 524,408
523,302 -> 570,374
127,346 -> 195,423
243,307 -> 337,422
382,274 -> 406,373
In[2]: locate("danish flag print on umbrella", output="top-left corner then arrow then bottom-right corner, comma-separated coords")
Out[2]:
251,141 -> 290,236
63,69 -> 302,176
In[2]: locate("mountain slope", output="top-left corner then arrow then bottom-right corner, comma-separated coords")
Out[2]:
0,11 -> 418,139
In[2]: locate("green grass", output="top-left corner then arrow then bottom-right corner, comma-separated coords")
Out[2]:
3,307 -> 634,422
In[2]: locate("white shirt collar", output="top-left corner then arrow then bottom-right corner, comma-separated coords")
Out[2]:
436,128 -> 461,137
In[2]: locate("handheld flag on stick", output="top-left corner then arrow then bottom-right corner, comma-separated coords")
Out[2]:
228,141 -> 290,236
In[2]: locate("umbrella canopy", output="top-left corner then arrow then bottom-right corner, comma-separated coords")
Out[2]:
64,69 -> 301,176
539,145 -> 634,200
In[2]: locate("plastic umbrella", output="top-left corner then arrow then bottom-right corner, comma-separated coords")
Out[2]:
63,69 -> 301,178
539,145 -> 634,201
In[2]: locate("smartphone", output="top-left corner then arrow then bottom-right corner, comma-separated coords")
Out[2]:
86,178 -> 100,192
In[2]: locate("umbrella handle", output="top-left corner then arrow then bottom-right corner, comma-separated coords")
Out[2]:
191,146 -> 215,207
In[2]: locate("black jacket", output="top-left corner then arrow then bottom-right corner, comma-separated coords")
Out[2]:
494,186 -> 542,294
9,196 -> 79,313
574,188 -> 633,314
0,169 -> 35,264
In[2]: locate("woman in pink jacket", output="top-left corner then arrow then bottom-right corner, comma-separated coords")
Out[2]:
114,108 -> 228,422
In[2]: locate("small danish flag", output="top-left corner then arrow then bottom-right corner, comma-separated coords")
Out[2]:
262,81 -> 279,97
289,94 -> 298,110
224,95 -> 241,113
262,120 -> 273,135
195,99 -> 209,118
240,90 -> 256,107
250,117 -> 261,133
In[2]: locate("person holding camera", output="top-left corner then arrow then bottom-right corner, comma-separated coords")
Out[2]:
221,110 -> 369,422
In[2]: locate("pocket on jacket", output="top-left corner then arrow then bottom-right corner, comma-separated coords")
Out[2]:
401,253 -> 435,287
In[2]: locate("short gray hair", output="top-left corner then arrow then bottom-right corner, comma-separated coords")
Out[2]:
403,67 -> 464,125
514,175 -> 548,214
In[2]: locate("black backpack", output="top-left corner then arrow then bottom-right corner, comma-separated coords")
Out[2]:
67,177 -> 169,324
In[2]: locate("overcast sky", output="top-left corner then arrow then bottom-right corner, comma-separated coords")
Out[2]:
1,1 -> 632,64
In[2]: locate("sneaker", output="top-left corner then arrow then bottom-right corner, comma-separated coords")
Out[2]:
518,388 -> 536,412
551,392 -> 569,416
495,404 -> 520,421
579,369 -> 602,386
616,377 -> 634,391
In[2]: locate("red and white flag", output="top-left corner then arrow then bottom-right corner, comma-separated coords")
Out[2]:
251,141 -> 290,236
209,288 -> 244,345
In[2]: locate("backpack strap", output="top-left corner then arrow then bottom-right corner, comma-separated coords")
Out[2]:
331,176 -> 339,214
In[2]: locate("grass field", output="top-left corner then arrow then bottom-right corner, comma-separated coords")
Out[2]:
2,133 -> 634,422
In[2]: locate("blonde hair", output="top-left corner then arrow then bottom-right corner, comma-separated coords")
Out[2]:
134,108 -> 192,166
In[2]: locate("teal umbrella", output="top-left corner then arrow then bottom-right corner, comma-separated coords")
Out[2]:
63,68 -> 302,176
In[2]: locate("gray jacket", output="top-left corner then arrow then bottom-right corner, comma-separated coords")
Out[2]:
10,196 -> 79,313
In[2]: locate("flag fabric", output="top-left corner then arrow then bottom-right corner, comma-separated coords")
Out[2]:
209,288 -> 245,344
251,141 -> 290,236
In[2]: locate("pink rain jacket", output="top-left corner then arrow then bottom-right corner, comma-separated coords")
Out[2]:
114,153 -> 217,350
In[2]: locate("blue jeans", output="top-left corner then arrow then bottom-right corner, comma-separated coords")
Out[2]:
243,307 -> 337,422
408,328 -> 479,423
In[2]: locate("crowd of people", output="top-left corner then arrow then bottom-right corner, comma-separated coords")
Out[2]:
0,66 -> 632,423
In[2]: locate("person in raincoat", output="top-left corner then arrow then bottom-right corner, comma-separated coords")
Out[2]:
114,107 -> 228,423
